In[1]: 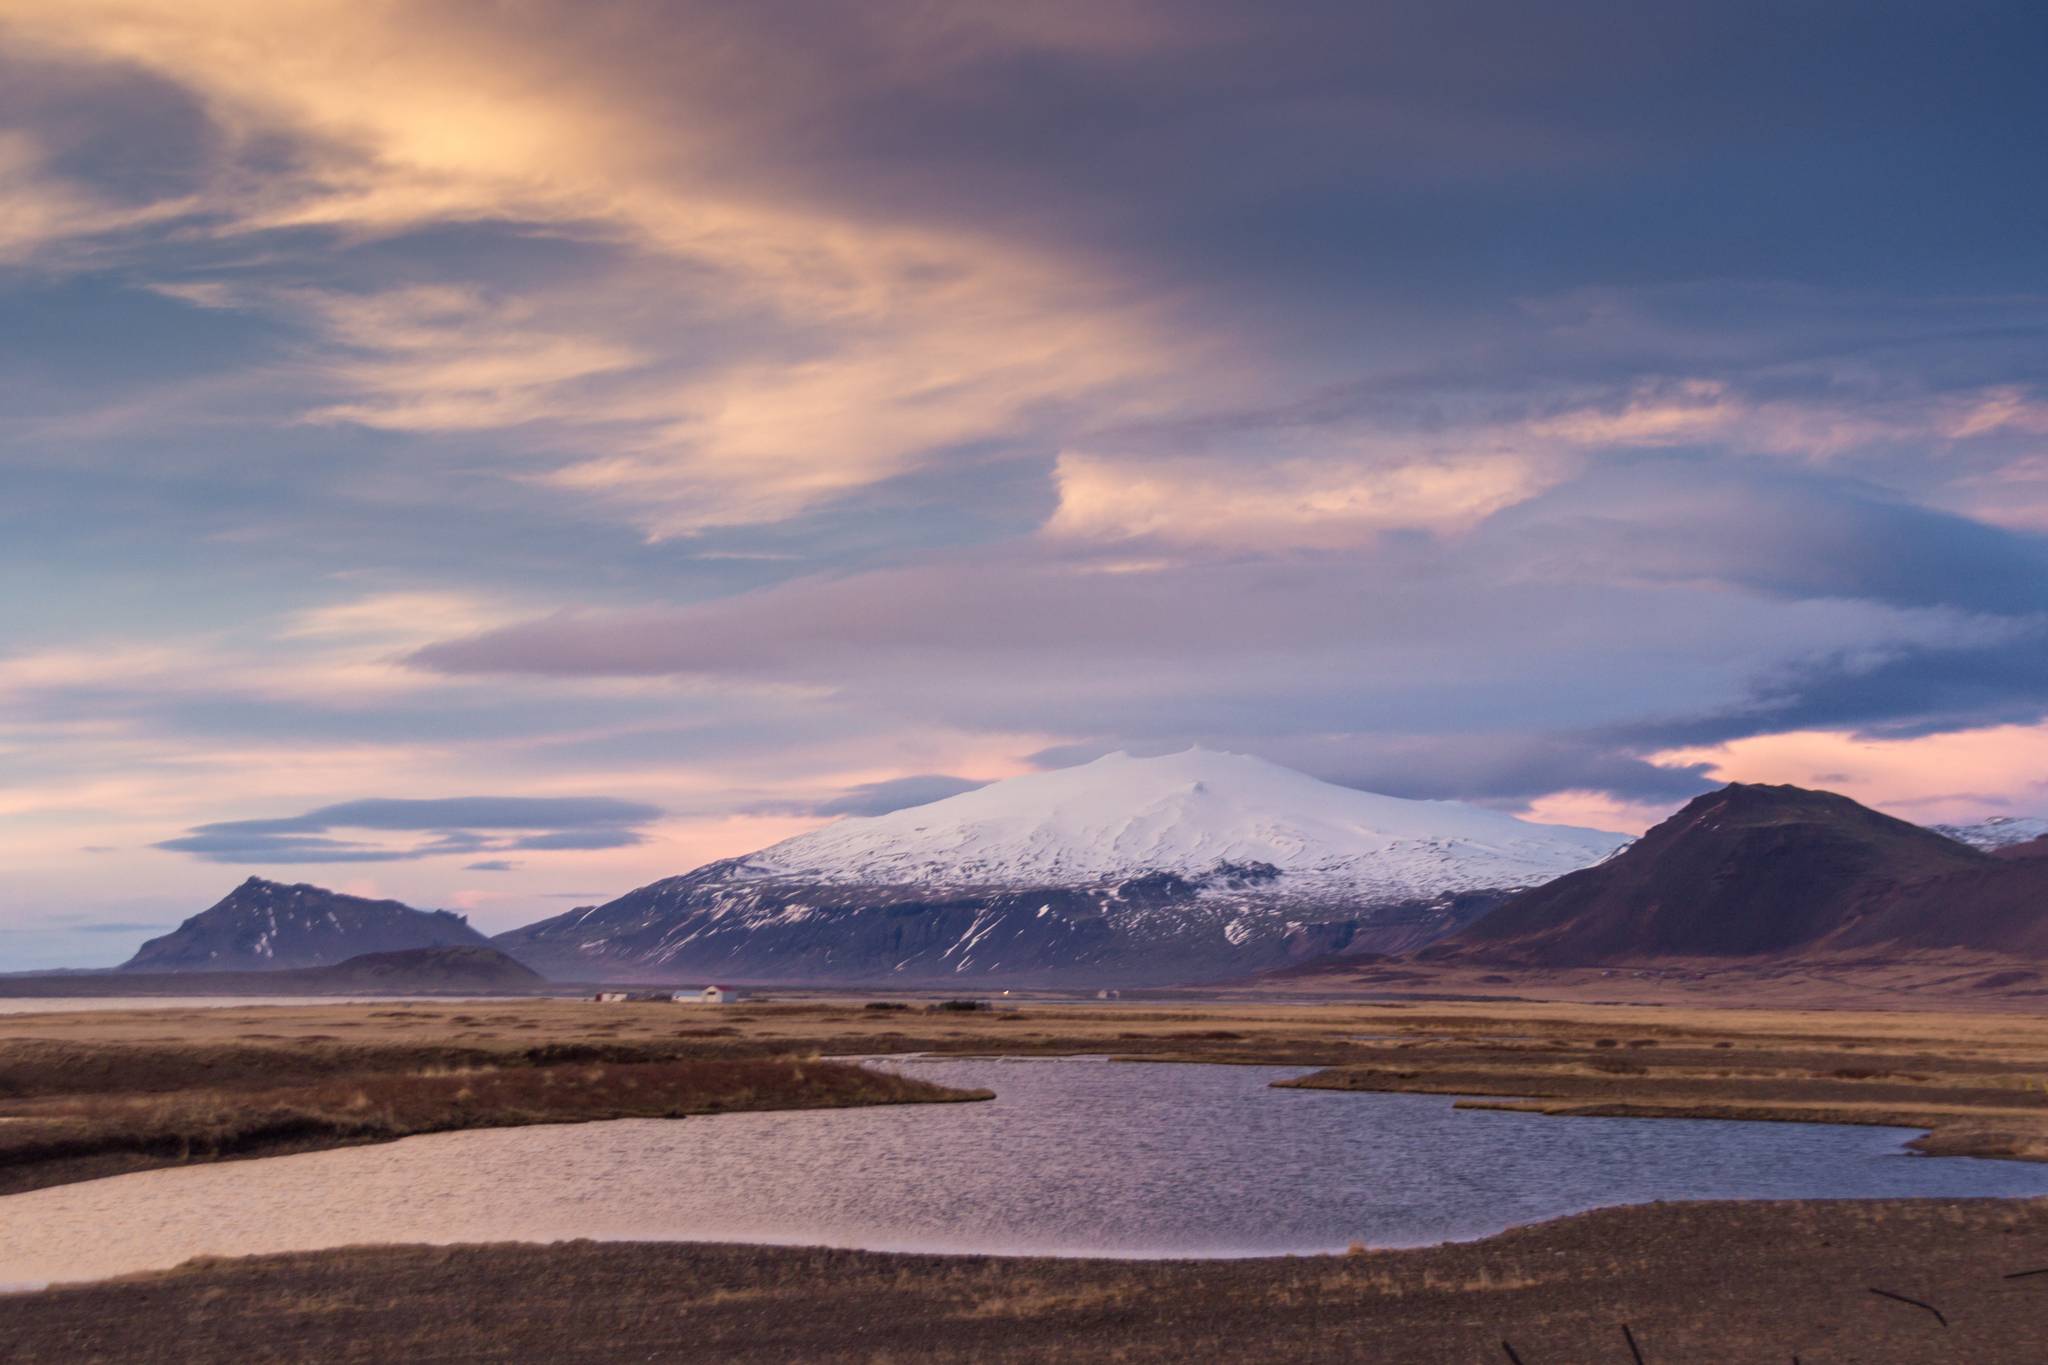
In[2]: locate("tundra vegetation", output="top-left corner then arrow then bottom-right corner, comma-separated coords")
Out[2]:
2,994 -> 2046,1192
2,1201 -> 2044,1362
2,995 -> 2047,1361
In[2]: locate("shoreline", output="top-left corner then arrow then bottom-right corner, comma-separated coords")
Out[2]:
0,1055 -> 987,1197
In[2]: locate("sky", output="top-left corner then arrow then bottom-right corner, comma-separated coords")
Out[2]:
4,1 -> 2048,967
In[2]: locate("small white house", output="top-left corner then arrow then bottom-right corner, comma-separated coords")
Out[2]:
692,985 -> 747,1004
1096,988 -> 1122,1000
594,990 -> 629,1002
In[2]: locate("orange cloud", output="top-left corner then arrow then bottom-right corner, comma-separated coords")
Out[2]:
1,2 -> 1204,535
1046,449 -> 1557,548
1516,789 -> 1677,838
1655,723 -> 2048,824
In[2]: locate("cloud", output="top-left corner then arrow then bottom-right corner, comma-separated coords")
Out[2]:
257,796 -> 662,831
0,1 -> 1206,537
1029,735 -> 1712,807
0,129 -> 200,264
1486,462 -> 2048,616
289,286 -> 649,434
1044,449 -> 1554,548
155,795 -> 664,865
463,859 -> 517,872
1657,720 -> 2048,826
505,828 -> 648,851
404,458 -> 2048,805
750,773 -> 991,819
8,0 -> 2048,936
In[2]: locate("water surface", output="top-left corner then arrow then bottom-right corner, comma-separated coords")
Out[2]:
3,1056 -> 2044,1286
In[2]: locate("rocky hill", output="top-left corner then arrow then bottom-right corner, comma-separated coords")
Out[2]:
121,878 -> 490,972
1433,783 -> 2048,964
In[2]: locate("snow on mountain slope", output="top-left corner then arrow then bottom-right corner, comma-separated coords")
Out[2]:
495,750 -> 1630,985
740,748 -> 1626,902
1931,815 -> 2048,851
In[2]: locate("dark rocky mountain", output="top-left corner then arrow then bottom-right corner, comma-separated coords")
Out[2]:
1991,835 -> 2048,863
1433,783 -> 2048,964
5,945 -> 545,997
496,862 -> 1511,986
121,877 -> 490,972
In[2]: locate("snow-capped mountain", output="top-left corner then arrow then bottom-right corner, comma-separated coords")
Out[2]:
1931,815 -> 2048,852
746,748 -> 1622,899
496,749 -> 1628,985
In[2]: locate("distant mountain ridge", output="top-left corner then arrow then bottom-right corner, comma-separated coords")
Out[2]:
493,749 -> 1626,985
1932,815 -> 2048,851
9,945 -> 543,997
281,945 -> 544,991
1435,783 -> 2048,964
108,778 -> 2048,985
121,877 -> 489,972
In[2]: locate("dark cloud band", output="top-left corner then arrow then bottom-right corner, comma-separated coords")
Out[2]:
155,796 -> 663,866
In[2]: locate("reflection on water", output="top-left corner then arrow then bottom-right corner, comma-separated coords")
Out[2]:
4,1056 -> 2046,1287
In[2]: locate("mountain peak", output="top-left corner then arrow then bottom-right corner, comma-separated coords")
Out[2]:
122,879 -> 489,973
496,751 -> 1629,985
741,748 -> 1626,894
1440,781 -> 1996,964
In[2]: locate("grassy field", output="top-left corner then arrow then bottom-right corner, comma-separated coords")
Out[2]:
0,1001 -> 1015,1193
4,994 -> 2048,1360
3,1198 -> 2043,1362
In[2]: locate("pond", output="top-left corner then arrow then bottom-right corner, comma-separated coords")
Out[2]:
4,1055 -> 2045,1287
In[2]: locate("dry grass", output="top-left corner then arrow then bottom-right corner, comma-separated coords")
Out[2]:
3,997 -> 2048,1357
1278,1013 -> 2048,1160
0,1053 -> 985,1195
3,1199 -> 2044,1362
7,991 -> 2048,1196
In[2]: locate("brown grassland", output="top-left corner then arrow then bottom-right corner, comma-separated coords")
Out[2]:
3,989 -> 2048,1189
3,989 -> 2048,1360
4,1199 -> 2045,1362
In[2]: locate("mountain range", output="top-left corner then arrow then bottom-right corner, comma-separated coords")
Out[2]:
111,754 -> 2048,987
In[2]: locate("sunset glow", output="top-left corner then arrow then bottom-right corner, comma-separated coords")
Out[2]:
5,1 -> 2047,966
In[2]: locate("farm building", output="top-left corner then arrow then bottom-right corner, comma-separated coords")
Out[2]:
687,985 -> 747,1004
593,991 -> 629,1002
